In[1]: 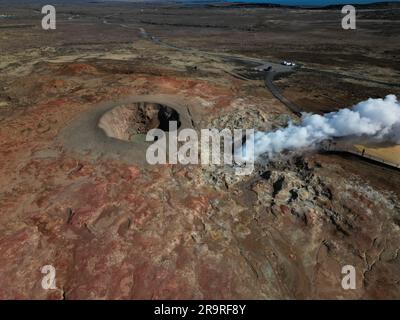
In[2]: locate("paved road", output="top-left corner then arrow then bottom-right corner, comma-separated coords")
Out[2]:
264,70 -> 302,117
102,17 -> 302,114
135,25 -> 303,116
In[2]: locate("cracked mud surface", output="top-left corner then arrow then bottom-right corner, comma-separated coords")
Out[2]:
0,1 -> 400,299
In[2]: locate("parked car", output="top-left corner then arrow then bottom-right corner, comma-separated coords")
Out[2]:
281,61 -> 296,66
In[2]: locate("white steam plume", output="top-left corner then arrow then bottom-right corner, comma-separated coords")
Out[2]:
238,95 -> 400,161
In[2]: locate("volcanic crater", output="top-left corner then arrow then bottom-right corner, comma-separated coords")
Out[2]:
98,102 -> 181,142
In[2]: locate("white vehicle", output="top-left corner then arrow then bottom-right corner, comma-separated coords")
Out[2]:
281,61 -> 296,67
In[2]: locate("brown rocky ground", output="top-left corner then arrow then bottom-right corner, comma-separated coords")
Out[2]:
0,1 -> 399,299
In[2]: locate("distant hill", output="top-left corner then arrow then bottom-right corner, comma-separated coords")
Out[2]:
203,2 -> 285,8
321,1 -> 400,9
197,1 -> 400,10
